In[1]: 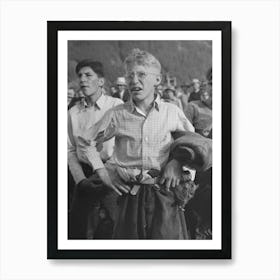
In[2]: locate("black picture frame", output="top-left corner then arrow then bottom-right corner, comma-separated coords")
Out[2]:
47,21 -> 231,259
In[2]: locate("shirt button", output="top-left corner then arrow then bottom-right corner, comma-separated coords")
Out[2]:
145,137 -> 148,142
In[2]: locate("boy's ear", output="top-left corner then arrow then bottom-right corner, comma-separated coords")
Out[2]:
155,74 -> 162,86
98,77 -> 105,87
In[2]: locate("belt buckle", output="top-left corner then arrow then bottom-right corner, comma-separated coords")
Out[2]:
130,172 -> 143,195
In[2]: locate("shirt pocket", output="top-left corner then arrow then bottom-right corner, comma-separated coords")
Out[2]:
151,131 -> 172,154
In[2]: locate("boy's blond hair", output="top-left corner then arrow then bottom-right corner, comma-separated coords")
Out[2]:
124,48 -> 161,73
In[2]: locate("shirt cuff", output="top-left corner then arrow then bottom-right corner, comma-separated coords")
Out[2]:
73,171 -> 87,184
68,159 -> 87,184
85,148 -> 105,171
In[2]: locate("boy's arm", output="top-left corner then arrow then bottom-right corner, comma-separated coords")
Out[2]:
79,108 -> 131,196
176,107 -> 195,132
68,112 -> 86,184
160,108 -> 195,190
80,108 -> 117,171
175,108 -> 196,176
98,98 -> 123,161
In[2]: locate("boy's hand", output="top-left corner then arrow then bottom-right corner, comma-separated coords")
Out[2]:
76,178 -> 108,199
96,168 -> 130,196
160,159 -> 182,191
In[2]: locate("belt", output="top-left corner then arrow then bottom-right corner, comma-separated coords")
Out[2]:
128,171 -> 162,195
128,171 -> 198,212
129,178 -> 161,195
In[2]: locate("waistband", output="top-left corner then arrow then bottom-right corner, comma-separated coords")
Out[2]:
115,166 -> 160,184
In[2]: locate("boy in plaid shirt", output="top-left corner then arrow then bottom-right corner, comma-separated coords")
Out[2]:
81,49 -> 195,239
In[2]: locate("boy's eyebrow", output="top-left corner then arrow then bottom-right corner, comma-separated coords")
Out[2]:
79,70 -> 93,75
78,72 -> 92,78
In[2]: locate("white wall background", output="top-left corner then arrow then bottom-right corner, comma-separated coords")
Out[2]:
0,0 -> 279,279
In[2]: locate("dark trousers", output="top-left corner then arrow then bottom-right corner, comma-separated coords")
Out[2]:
185,168 -> 212,239
68,163 -> 100,239
68,163 -> 118,239
113,185 -> 189,239
68,191 -> 99,239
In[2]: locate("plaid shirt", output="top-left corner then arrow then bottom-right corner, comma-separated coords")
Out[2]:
68,94 -> 123,183
81,95 -> 194,172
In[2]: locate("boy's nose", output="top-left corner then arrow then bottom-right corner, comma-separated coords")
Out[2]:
131,74 -> 139,83
80,75 -> 87,82
126,72 -> 142,86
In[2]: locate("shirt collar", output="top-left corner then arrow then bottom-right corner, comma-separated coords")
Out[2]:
78,93 -> 106,111
154,94 -> 160,111
128,94 -> 160,113
95,93 -> 106,110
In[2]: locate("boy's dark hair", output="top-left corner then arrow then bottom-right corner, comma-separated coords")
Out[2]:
75,59 -> 104,78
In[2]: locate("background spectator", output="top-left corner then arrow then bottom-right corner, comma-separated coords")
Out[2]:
162,86 -> 183,110
112,77 -> 130,102
188,78 -> 202,102
184,84 -> 212,138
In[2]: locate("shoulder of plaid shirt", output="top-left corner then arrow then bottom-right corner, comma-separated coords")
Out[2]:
68,93 -> 123,184
79,94 -> 196,182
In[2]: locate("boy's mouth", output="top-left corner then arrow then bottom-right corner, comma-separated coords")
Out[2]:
130,86 -> 143,93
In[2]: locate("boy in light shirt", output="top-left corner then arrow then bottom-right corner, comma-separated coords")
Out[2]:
82,49 -> 197,239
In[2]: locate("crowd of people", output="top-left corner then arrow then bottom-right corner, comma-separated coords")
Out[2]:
67,49 -> 212,240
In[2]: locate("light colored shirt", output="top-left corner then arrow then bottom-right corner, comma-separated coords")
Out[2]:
68,94 -> 123,183
81,95 -> 195,174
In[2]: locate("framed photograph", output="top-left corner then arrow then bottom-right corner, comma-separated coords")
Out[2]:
47,21 -> 231,259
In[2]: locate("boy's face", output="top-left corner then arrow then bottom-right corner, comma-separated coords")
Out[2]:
200,91 -> 212,107
200,91 -> 209,101
125,64 -> 161,103
117,84 -> 126,92
164,89 -> 175,100
111,86 -> 117,94
67,89 -> 75,105
77,66 -> 104,97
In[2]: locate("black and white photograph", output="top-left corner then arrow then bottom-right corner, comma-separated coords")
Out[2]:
48,21 -> 231,259
67,41 -> 213,241
2,0 -> 280,278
